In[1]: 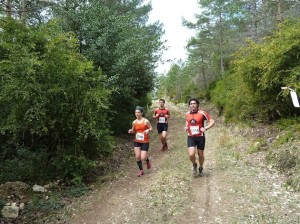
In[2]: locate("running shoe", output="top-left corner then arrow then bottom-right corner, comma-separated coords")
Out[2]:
146,160 -> 151,169
137,170 -> 144,177
164,142 -> 168,151
199,167 -> 204,177
193,164 -> 197,176
160,145 -> 164,151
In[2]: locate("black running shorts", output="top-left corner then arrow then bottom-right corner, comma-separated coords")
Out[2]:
156,123 -> 168,134
187,136 -> 205,150
134,141 -> 149,151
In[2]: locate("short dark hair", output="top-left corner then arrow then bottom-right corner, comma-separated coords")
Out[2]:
159,99 -> 165,103
188,98 -> 199,106
135,106 -> 144,113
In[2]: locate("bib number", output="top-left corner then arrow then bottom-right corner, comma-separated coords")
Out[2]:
159,117 -> 166,123
136,132 -> 144,141
190,126 -> 200,135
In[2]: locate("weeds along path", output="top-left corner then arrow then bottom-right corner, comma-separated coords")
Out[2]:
54,102 -> 300,224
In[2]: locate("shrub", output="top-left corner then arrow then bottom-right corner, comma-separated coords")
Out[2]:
0,18 -> 111,183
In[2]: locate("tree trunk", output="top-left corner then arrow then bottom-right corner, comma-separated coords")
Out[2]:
6,0 -> 12,18
201,56 -> 207,89
21,0 -> 27,23
218,13 -> 225,78
276,0 -> 284,23
252,0 -> 258,38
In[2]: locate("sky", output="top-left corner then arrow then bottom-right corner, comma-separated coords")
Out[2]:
147,0 -> 200,74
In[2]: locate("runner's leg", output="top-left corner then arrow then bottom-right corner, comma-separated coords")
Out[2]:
134,147 -> 143,170
161,131 -> 168,150
197,149 -> 204,168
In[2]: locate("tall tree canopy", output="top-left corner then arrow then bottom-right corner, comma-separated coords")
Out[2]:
157,0 -> 300,123
211,18 -> 300,122
52,0 -> 164,133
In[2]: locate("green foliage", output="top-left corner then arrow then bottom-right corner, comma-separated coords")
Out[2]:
52,155 -> 96,184
53,0 -> 164,133
0,199 -> 5,211
61,183 -> 89,198
0,147 -> 48,182
162,64 -> 182,102
156,62 -> 199,103
181,0 -> 300,115
274,117 -> 300,130
247,139 -> 267,154
24,193 -> 64,217
22,184 -> 88,222
211,18 -> 300,122
184,0 -> 251,89
0,18 -> 112,183
272,118 -> 300,146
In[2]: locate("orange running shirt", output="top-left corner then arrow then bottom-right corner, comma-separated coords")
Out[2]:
186,110 -> 211,137
133,119 -> 149,143
154,108 -> 170,123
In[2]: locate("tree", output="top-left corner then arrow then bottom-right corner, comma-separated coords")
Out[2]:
211,18 -> 300,122
52,0 -> 164,133
0,0 -> 55,24
181,0 -> 300,104
0,18 -> 111,183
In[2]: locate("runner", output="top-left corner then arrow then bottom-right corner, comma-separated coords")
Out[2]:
185,98 -> 215,177
153,99 -> 171,151
128,106 -> 153,177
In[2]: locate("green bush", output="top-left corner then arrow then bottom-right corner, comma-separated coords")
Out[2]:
211,18 -> 300,122
61,183 -> 89,198
52,155 -> 96,185
0,146 -> 48,182
0,18 -> 112,183
23,193 -> 64,217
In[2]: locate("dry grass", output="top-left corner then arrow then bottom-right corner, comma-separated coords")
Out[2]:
212,124 -> 300,224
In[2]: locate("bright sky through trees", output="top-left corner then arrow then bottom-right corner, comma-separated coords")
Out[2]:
148,0 -> 199,73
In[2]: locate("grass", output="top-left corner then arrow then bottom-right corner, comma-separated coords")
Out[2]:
212,124 -> 300,224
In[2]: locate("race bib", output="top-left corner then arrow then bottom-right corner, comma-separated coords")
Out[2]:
136,132 -> 144,141
190,126 -> 200,135
159,117 -> 166,123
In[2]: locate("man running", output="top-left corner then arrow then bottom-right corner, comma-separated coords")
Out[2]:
153,99 -> 171,151
185,98 -> 215,177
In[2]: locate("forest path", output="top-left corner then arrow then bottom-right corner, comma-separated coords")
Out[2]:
54,102 -> 300,224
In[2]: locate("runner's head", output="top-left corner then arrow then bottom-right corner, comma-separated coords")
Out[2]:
159,99 -> 165,108
135,106 -> 144,118
136,106 -> 144,112
188,98 -> 199,111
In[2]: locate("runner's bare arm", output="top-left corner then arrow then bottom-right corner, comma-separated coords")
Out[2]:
165,109 -> 171,118
203,118 -> 215,131
144,120 -> 153,134
128,121 -> 136,134
153,110 -> 158,118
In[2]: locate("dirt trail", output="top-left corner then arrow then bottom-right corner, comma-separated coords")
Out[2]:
55,102 -> 300,224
